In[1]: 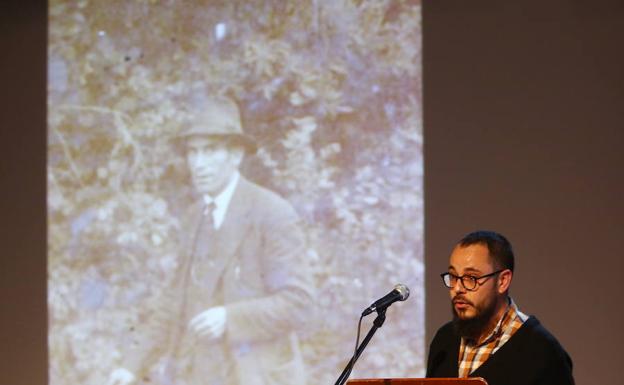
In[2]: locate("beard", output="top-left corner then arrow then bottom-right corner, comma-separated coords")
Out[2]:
451,292 -> 498,341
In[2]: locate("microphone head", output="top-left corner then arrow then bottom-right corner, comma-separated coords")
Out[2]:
394,283 -> 410,301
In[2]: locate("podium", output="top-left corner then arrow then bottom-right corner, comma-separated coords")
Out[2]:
347,378 -> 488,385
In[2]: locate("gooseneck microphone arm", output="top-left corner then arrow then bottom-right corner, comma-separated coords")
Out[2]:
333,309 -> 387,385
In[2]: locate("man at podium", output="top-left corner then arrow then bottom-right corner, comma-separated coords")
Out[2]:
426,231 -> 574,385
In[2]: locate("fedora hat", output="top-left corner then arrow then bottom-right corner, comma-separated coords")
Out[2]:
175,96 -> 257,154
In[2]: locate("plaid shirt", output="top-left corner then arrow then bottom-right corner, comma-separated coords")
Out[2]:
458,298 -> 528,377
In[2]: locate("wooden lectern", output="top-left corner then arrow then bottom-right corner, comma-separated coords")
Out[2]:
347,378 -> 488,385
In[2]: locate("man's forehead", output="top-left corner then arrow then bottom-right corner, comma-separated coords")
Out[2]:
449,243 -> 492,271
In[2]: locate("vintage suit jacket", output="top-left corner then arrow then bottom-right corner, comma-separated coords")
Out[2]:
134,177 -> 314,385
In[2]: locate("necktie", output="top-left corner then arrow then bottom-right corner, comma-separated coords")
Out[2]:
203,201 -> 216,229
191,202 -> 216,283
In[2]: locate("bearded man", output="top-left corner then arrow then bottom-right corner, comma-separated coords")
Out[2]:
426,231 -> 574,385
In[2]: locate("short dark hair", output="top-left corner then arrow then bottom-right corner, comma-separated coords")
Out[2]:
458,230 -> 515,272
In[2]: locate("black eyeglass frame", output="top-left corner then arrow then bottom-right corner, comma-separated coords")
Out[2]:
440,269 -> 505,291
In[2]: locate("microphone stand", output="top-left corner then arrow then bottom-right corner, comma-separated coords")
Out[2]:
334,308 -> 387,385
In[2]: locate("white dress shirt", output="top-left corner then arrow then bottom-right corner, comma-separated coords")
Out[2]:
202,171 -> 240,230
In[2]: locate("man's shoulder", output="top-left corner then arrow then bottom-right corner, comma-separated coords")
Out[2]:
236,177 -> 302,226
433,320 -> 455,338
500,315 -> 574,376
494,315 -> 575,383
239,177 -> 297,212
430,320 -> 458,348
239,177 -> 285,200
517,317 -> 561,344
515,316 -> 571,356
436,321 -> 455,335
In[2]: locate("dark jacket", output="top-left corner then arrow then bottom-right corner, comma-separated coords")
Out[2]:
129,177 -> 314,385
426,316 -> 574,385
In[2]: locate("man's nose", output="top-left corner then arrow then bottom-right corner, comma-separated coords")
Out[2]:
451,278 -> 466,294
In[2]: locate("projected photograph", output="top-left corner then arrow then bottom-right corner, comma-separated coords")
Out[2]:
48,1 -> 423,385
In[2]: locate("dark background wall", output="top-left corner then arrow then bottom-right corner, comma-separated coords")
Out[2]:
1,1 -> 48,385
1,1 -> 623,385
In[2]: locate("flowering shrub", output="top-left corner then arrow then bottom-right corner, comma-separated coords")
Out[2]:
48,1 -> 424,383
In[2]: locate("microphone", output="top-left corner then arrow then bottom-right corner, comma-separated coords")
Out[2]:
361,284 -> 410,316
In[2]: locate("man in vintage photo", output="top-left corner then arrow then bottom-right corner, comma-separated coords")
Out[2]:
110,95 -> 314,385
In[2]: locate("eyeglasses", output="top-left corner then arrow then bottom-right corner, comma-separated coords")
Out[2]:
440,270 -> 504,291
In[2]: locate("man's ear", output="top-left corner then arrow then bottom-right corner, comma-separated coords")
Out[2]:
497,269 -> 513,294
230,147 -> 245,166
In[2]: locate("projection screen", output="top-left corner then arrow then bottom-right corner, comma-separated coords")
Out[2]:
48,1 -> 423,384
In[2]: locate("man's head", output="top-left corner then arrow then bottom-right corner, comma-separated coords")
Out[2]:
458,230 -> 515,273
176,97 -> 256,197
445,230 -> 514,339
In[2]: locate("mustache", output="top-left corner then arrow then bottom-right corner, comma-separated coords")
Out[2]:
452,296 -> 474,306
